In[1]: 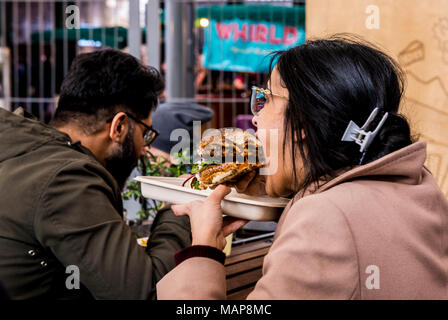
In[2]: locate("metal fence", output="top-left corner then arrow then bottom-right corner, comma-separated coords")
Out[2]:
0,0 -> 305,128
0,0 -> 129,123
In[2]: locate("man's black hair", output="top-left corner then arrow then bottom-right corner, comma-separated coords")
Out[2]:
52,48 -> 164,134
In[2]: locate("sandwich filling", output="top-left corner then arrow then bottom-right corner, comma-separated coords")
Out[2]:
192,128 -> 265,189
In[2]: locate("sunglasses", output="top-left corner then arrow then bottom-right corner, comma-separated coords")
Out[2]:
124,113 -> 159,146
250,86 -> 288,116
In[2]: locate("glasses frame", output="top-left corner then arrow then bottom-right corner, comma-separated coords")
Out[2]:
250,86 -> 288,116
124,112 -> 159,146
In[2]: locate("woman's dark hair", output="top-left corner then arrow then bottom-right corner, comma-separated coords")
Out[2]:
270,34 -> 413,194
52,48 -> 164,134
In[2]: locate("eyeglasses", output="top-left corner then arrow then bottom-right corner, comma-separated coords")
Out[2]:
125,113 -> 159,146
250,86 -> 288,116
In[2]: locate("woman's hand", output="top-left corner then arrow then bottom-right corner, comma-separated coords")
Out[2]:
172,185 -> 248,250
227,170 -> 267,196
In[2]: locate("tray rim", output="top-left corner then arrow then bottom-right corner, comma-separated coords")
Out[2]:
134,176 -> 290,208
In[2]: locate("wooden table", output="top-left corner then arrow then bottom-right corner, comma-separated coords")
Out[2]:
225,237 -> 273,300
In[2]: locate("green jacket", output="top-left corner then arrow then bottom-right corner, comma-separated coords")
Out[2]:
0,108 -> 191,299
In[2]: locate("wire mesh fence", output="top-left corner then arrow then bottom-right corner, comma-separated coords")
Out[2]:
0,0 -> 305,128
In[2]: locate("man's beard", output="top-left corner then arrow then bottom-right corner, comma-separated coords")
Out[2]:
104,127 -> 138,191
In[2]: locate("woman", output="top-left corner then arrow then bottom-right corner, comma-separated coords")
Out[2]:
157,36 -> 448,299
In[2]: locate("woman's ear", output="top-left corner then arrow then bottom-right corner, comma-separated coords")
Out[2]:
109,112 -> 129,143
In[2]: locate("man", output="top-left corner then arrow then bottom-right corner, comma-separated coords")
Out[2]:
123,102 -> 214,221
0,49 -> 191,299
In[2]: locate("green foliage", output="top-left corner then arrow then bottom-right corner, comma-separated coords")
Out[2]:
191,163 -> 201,174
192,178 -> 200,190
191,161 -> 218,174
122,149 -> 191,223
122,180 -> 141,201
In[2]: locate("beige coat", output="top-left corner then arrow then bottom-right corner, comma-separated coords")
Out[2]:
157,142 -> 448,299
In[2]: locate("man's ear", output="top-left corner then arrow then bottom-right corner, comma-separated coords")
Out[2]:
109,112 -> 129,143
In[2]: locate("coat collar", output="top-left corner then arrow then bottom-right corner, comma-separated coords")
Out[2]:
292,141 -> 427,202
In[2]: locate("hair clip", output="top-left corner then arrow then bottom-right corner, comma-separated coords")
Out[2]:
341,108 -> 389,153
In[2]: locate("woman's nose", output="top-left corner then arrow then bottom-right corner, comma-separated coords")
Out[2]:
252,115 -> 258,128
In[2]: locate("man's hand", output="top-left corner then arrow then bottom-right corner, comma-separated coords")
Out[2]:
172,185 -> 248,250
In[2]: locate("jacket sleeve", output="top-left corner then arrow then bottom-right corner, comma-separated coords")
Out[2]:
34,159 -> 191,300
145,205 -> 192,299
157,194 -> 359,300
247,195 -> 359,299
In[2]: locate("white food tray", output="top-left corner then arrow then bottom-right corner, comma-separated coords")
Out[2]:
135,176 -> 290,221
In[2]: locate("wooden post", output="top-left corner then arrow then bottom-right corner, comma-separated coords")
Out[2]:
306,0 -> 448,196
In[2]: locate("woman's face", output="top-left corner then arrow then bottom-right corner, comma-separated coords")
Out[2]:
253,67 -> 300,197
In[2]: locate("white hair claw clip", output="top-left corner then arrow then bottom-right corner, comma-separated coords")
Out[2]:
341,108 -> 389,153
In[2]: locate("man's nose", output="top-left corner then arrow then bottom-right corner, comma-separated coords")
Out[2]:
141,146 -> 148,157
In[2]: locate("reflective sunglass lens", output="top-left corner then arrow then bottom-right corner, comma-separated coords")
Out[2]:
251,87 -> 267,115
144,132 -> 156,145
254,92 -> 265,114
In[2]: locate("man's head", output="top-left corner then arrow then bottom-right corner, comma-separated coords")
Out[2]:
52,49 -> 164,189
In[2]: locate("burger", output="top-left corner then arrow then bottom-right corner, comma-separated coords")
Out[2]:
183,128 -> 265,190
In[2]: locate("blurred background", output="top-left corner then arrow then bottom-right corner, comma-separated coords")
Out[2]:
0,0 -> 305,130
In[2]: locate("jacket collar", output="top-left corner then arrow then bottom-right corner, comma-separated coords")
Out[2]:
0,108 -> 102,165
293,141 -> 427,202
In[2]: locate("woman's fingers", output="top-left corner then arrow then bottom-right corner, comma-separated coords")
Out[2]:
171,202 -> 192,216
172,187 -> 247,250
233,171 -> 256,193
230,171 -> 267,196
172,200 -> 205,216
206,185 -> 231,204
222,217 -> 249,237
